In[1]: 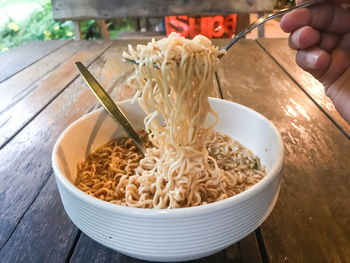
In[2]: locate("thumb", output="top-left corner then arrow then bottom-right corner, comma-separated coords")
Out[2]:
326,67 -> 350,123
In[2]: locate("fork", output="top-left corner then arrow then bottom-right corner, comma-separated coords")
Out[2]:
220,0 -> 324,56
122,0 -> 324,65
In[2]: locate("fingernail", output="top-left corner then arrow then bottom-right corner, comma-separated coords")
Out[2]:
290,29 -> 301,48
305,50 -> 322,69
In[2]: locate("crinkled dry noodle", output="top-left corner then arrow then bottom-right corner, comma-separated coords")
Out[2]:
76,130 -> 265,207
76,33 -> 266,208
75,130 -> 150,204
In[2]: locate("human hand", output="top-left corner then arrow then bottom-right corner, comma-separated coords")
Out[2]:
280,0 -> 350,123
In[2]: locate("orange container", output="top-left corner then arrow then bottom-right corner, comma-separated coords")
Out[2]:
165,15 -> 237,38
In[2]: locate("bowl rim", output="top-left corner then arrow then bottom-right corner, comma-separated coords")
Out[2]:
52,97 -> 284,217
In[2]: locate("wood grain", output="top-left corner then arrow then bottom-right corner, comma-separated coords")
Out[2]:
0,40 -> 70,83
70,232 -> 243,263
0,41 -> 121,250
0,176 -> 79,262
218,39 -> 350,262
70,233 -> 261,263
69,233 -> 144,263
51,0 -> 274,20
239,231 -> 263,263
0,40 -> 114,149
257,38 -> 350,137
0,39 -> 152,260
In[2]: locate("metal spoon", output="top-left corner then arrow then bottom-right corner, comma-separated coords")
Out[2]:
122,0 -> 324,65
75,62 -> 145,155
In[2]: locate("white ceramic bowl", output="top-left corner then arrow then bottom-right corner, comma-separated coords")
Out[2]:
52,98 -> 284,262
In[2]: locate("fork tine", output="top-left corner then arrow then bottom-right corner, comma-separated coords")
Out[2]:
122,58 -> 139,65
222,0 -> 324,52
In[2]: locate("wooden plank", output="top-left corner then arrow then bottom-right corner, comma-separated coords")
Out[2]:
69,233 -> 149,263
257,38 -> 350,137
117,31 -> 166,40
239,232 -> 263,263
0,40 -> 114,149
218,39 -> 350,262
70,233 -> 242,263
0,176 -> 79,262
0,40 -> 120,251
70,233 -> 262,263
98,19 -> 110,40
0,40 -> 70,83
51,0 -> 274,20
73,21 -> 82,40
0,40 -> 136,256
0,40 -> 103,114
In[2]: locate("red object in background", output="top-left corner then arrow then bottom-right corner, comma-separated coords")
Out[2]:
165,15 -> 237,39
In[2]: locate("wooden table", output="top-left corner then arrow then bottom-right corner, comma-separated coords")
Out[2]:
0,39 -> 349,263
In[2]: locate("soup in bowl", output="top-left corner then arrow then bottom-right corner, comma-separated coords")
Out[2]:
52,97 -> 284,262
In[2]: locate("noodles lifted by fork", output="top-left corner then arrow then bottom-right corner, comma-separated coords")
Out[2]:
124,33 -> 227,208
76,33 -> 266,209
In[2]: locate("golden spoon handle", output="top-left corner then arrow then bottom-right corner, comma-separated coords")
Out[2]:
75,62 -> 145,155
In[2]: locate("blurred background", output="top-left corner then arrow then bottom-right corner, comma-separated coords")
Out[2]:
0,0 -> 294,53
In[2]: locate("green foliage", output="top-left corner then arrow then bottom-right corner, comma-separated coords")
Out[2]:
80,20 -> 101,40
0,2 -> 73,52
0,0 -> 137,52
275,0 -> 295,8
107,18 -> 136,38
79,18 -> 136,40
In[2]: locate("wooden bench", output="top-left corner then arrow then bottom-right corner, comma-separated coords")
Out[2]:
51,0 -> 275,40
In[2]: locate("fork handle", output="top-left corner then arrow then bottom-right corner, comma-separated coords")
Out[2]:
220,0 -> 325,54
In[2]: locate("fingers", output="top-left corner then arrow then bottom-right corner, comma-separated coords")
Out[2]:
284,1 -> 350,123
288,26 -> 341,52
281,3 -> 350,34
280,5 -> 331,33
297,0 -> 350,4
280,8 -> 311,33
321,44 -> 350,87
295,41 -> 350,90
318,32 -> 341,53
288,26 -> 320,50
326,5 -> 350,33
326,67 -> 350,123
295,47 -> 331,79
